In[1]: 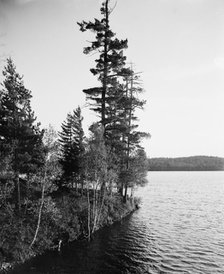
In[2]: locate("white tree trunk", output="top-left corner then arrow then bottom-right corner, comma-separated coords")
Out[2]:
30,171 -> 46,248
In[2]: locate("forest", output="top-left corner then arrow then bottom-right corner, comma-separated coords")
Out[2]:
148,156 -> 224,171
0,0 -> 149,270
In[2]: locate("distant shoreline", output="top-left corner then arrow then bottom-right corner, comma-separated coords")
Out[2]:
148,156 -> 224,171
148,170 -> 224,171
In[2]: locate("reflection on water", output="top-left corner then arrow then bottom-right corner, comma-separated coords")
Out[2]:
12,171 -> 224,274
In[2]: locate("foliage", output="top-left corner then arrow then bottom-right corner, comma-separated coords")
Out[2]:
84,123 -> 108,186
77,0 -> 129,127
120,149 -> 148,190
0,1 -> 149,267
58,107 -> 85,186
78,1 -> 150,202
0,58 -> 45,175
43,124 -> 62,189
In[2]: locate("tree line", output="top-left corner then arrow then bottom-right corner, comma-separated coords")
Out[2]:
148,156 -> 224,171
0,0 -> 149,266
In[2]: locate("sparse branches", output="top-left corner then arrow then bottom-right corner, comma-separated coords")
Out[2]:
77,0 -> 128,128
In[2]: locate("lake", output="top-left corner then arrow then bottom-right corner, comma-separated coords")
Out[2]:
11,171 -> 224,274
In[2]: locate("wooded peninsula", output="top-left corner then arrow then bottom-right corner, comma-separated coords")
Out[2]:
0,0 -> 149,271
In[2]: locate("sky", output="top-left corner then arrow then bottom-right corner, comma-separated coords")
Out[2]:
0,0 -> 224,158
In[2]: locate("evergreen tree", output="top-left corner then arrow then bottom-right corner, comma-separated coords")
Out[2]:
123,70 -> 149,148
58,107 -> 85,187
78,2 -> 150,200
0,58 -> 45,211
78,0 -> 129,129
116,69 -> 150,198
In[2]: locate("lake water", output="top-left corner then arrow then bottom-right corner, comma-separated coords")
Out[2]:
12,171 -> 224,274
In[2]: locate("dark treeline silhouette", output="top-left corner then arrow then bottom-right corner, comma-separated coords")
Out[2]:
0,0 -> 149,270
148,156 -> 224,171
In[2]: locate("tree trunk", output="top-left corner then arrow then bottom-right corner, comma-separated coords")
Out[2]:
81,180 -> 83,196
75,181 -> 78,194
131,186 -> 134,197
124,184 -> 128,203
96,185 -> 106,228
130,187 -> 134,205
87,181 -> 91,242
118,184 -> 123,196
102,0 -> 109,128
15,174 -> 21,213
92,182 -> 96,233
92,179 -> 101,234
30,170 -> 46,248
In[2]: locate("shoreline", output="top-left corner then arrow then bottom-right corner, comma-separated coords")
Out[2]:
0,195 -> 140,273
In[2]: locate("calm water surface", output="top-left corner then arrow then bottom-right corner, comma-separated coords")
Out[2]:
12,171 -> 224,274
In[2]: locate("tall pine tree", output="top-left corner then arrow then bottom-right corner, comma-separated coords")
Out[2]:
78,3 -> 150,200
78,0 -> 129,130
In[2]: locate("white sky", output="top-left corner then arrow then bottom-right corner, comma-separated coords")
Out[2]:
0,0 -> 224,158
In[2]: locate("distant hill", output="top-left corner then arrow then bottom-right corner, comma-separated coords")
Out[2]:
148,156 -> 224,171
